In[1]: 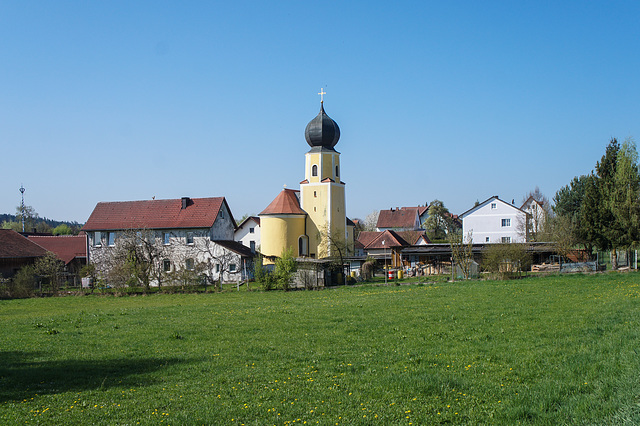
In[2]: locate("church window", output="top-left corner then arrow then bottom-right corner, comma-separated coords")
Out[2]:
314,191 -> 317,197
336,165 -> 339,177
298,236 -> 308,256
312,165 -> 318,176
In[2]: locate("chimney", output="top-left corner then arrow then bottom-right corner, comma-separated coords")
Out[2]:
181,197 -> 190,209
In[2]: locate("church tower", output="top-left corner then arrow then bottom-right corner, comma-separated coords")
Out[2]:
299,98 -> 346,258
259,92 -> 349,261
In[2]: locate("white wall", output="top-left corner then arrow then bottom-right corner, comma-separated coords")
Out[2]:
234,218 -> 260,252
462,198 -> 526,244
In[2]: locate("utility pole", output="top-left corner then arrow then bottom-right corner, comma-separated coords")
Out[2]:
19,185 -> 26,232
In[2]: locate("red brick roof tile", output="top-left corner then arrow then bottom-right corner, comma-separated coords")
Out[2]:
376,208 -> 419,229
0,230 -> 49,258
28,235 -> 87,265
260,189 -> 306,215
83,197 -> 226,231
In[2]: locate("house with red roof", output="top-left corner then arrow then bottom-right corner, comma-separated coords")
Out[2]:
376,208 -> 422,232
28,235 -> 88,285
0,229 -> 49,278
83,196 -> 253,285
234,216 -> 260,254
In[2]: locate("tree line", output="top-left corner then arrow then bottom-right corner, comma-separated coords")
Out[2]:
1,208 -> 83,235
553,138 -> 640,268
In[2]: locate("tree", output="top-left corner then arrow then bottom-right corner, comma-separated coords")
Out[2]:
193,236 -> 241,291
518,187 -> 553,242
52,224 -> 73,235
449,231 -> 475,279
612,138 -> 640,253
100,230 -> 166,291
594,138 -> 622,268
274,248 -> 297,290
423,200 -> 455,242
34,252 -> 64,294
363,210 -> 379,231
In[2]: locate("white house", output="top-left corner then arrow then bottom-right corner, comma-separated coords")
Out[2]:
234,216 -> 260,253
83,196 -> 254,285
520,196 -> 547,239
459,196 -> 528,244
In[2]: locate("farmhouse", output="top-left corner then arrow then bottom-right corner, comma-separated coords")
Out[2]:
83,196 -> 253,285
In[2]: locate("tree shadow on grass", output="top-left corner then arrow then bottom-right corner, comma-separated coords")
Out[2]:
0,351 -> 188,403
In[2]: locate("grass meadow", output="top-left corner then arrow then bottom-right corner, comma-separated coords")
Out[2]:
1,272 -> 640,425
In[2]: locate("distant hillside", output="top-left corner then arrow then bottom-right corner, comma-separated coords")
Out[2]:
0,213 -> 83,231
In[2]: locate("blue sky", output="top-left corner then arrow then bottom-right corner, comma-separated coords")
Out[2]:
2,1 -> 639,223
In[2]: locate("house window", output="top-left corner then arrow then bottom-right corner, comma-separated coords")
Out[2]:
93,232 -> 102,247
186,232 -> 194,245
163,232 -> 170,245
250,241 -> 256,252
220,209 -> 224,219
336,165 -> 339,177
216,264 -> 220,273
163,259 -> 171,272
485,237 -> 490,243
185,258 -> 195,271
501,219 -> 511,227
491,203 -> 497,209
229,263 -> 237,272
502,237 -> 511,243
249,227 -> 255,234
312,165 -> 318,176
107,232 -> 115,247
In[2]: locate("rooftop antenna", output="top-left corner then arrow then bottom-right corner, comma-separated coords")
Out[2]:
19,184 -> 25,232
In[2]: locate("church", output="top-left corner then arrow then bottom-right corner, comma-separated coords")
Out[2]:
259,94 -> 355,261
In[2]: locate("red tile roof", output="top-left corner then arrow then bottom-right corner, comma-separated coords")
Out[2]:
237,216 -> 260,229
364,230 -> 410,249
396,230 -> 430,245
376,208 -> 419,229
28,235 -> 87,265
260,189 -> 306,215
83,197 -> 227,231
356,231 -> 382,248
0,230 -> 49,258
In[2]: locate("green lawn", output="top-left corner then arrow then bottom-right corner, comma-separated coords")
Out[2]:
1,273 -> 639,425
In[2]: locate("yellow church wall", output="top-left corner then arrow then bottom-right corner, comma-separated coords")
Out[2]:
259,215 -> 306,261
305,151 -> 340,183
300,181 -> 346,258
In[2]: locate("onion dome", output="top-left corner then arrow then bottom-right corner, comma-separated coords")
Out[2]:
304,103 -> 340,149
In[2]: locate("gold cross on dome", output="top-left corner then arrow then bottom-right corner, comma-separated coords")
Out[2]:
318,88 -> 326,102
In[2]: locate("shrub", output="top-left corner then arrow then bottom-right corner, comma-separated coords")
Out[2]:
274,248 -> 297,291
482,243 -> 532,279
